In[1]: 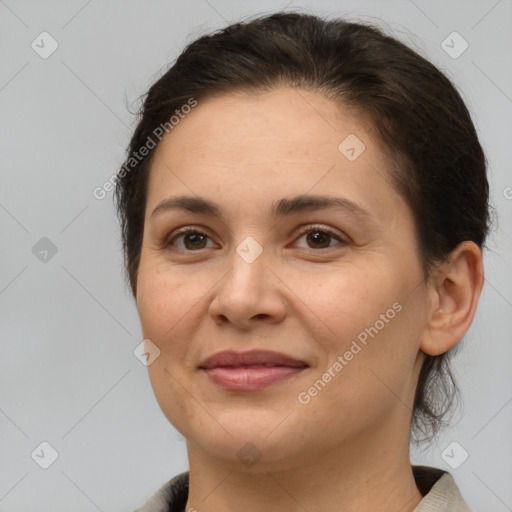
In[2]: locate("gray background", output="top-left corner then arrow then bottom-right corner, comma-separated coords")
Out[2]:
1,0 -> 511,510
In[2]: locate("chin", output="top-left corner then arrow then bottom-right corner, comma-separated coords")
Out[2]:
198,434 -> 302,473
178,410 -> 305,470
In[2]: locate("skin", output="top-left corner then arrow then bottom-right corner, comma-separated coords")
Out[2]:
136,86 -> 484,512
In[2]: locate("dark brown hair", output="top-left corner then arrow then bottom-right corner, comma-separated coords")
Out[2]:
114,11 -> 490,444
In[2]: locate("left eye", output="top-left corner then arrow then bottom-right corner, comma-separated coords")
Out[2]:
292,227 -> 346,250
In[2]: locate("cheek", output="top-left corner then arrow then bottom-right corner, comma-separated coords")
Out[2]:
292,262 -> 423,397
136,262 -> 207,431
136,263 -> 204,382
283,262 -> 396,350
324,296 -> 424,419
137,259 -> 197,338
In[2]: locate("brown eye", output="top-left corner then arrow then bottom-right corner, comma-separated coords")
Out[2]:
167,229 -> 214,251
305,231 -> 331,249
293,226 -> 347,250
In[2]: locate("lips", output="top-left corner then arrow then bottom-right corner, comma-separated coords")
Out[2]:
198,350 -> 308,370
198,350 -> 309,391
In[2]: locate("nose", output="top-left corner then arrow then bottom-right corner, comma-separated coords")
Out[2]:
208,243 -> 287,330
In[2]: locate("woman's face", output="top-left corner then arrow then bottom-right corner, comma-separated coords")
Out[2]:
136,87 -> 430,469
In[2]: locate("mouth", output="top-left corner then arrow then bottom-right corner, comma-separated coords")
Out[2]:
198,350 -> 309,391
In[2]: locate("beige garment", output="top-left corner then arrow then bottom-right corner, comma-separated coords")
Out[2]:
412,466 -> 472,511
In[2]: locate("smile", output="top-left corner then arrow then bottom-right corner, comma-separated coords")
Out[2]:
198,350 -> 309,391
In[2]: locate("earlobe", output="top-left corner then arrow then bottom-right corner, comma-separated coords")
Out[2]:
420,241 -> 484,356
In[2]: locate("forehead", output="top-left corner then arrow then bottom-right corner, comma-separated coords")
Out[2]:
144,87 -> 403,224
157,87 -> 370,161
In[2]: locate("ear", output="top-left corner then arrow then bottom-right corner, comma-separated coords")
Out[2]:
420,241 -> 484,356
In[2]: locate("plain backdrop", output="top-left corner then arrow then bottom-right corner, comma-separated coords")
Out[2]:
1,1 -> 511,511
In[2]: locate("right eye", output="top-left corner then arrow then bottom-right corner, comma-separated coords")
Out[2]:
165,227 -> 216,251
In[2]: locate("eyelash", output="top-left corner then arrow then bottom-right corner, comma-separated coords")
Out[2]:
164,224 -> 348,252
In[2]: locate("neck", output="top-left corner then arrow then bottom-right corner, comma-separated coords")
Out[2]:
184,425 -> 423,512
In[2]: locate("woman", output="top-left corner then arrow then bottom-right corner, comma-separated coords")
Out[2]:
115,12 -> 490,512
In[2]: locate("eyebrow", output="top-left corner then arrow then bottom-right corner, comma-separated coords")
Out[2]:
150,194 -> 373,223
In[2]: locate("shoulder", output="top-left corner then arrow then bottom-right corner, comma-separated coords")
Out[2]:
412,465 -> 472,512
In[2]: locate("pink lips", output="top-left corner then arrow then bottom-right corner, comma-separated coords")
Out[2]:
198,350 -> 309,391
